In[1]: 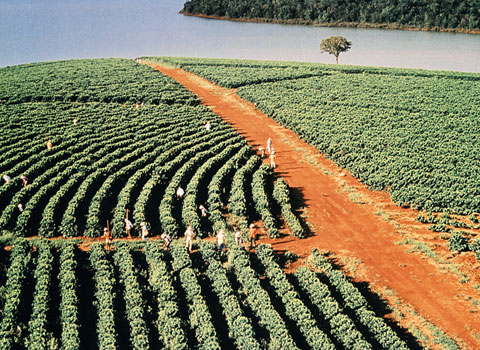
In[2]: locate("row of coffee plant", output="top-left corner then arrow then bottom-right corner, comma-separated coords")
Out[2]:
0,239 -> 414,349
0,58 -> 303,239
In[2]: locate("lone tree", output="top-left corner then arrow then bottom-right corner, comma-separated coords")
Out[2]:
320,36 -> 352,64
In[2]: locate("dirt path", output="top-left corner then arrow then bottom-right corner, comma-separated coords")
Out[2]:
146,62 -> 480,348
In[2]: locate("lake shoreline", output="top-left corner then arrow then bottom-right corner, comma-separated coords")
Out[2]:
181,12 -> 480,35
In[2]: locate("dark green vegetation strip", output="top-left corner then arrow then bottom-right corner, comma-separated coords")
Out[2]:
181,0 -> 479,32
149,57 -> 480,215
0,58 -> 304,239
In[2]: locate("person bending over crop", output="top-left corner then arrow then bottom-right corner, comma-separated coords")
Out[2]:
199,204 -> 208,217
46,139 -> 53,150
2,174 -> 10,184
161,233 -> 172,249
185,225 -> 194,252
20,174 -> 28,188
176,186 -> 184,199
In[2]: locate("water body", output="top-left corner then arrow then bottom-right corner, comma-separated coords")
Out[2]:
1,0 -> 479,72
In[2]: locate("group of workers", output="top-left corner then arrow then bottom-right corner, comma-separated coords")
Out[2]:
258,137 -> 277,169
3,120 -> 269,253
105,204 -> 259,254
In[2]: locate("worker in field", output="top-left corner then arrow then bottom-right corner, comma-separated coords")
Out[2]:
176,186 -> 184,199
248,223 -> 257,249
2,174 -> 11,184
140,222 -> 149,240
17,203 -> 24,213
161,232 -> 172,249
185,225 -> 194,252
217,229 -> 225,254
266,137 -> 272,154
20,174 -> 28,188
234,227 -> 243,245
73,118 -> 78,126
104,227 -> 112,251
46,139 -> 53,150
124,216 -> 133,238
204,121 -> 211,130
199,204 -> 208,217
269,150 -> 276,169
258,146 -> 266,158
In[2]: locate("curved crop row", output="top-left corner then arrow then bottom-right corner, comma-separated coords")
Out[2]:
170,242 -> 221,350
230,245 -> 300,350
309,250 -> 409,349
251,165 -> 279,238
294,265 -> 373,350
228,154 -> 262,234
181,142 -> 244,236
158,132 -> 242,237
143,242 -> 188,350
36,130 -> 144,238
110,129 -> 205,237
89,244 -> 118,350
200,242 -> 262,350
0,240 -> 31,349
206,145 -> 252,231
27,240 -> 54,350
58,241 -> 81,350
255,244 -> 335,349
273,178 -> 305,238
112,245 -> 150,350
60,137 -> 159,237
131,126 -> 234,235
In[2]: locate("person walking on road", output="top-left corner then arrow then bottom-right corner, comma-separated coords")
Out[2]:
185,225 -> 194,252
269,151 -> 276,169
266,137 -> 272,154
248,224 -> 257,249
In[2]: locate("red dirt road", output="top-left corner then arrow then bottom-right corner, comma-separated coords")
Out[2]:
147,62 -> 480,348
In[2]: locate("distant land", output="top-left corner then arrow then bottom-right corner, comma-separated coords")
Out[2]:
181,0 -> 480,34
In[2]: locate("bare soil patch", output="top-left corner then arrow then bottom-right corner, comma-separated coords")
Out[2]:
146,62 -> 480,348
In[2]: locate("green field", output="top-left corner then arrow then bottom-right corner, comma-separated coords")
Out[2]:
152,57 -> 480,215
0,238 -> 416,350
1,57 -> 475,349
0,58 -> 304,240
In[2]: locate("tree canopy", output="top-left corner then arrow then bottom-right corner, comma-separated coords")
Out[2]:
320,36 -> 352,64
181,0 -> 480,32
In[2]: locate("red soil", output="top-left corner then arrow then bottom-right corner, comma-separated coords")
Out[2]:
146,62 -> 480,348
